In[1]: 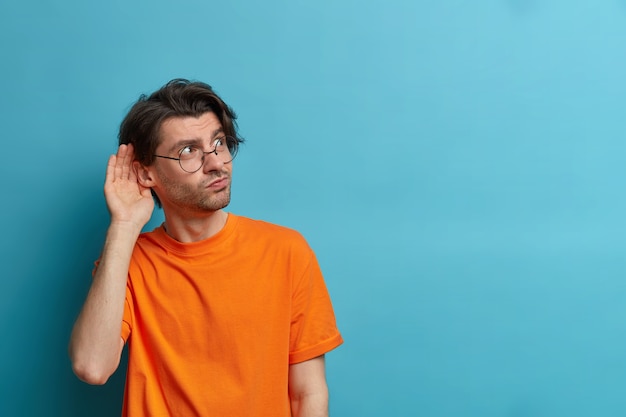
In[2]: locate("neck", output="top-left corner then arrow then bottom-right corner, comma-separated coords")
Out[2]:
162,209 -> 228,243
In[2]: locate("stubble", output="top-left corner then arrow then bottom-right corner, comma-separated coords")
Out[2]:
157,166 -> 232,213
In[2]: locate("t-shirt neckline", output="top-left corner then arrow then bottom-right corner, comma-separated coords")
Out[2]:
150,212 -> 239,257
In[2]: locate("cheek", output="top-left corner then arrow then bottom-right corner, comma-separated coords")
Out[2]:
155,162 -> 182,182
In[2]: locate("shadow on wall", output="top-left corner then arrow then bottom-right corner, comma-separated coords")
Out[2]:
7,178 -> 128,416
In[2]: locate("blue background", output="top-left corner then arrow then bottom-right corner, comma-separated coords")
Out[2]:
1,0 -> 626,416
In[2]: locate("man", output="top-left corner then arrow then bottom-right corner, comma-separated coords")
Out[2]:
69,79 -> 343,417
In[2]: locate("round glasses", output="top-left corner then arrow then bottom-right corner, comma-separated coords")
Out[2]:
154,136 -> 239,173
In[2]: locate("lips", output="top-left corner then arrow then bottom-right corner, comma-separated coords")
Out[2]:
206,176 -> 229,189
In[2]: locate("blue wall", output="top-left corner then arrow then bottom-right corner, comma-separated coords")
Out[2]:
2,1 -> 626,415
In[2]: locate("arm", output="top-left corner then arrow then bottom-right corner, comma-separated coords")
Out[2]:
69,144 -> 154,385
288,355 -> 329,417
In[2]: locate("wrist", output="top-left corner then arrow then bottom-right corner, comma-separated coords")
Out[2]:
107,219 -> 145,238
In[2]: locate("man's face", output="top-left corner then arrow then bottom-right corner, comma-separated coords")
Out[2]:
148,112 -> 233,213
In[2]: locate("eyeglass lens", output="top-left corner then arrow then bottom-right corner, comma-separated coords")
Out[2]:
179,137 -> 237,173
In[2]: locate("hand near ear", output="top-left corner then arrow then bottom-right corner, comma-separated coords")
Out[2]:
104,144 -> 154,229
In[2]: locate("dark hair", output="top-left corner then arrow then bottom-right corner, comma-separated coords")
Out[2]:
118,78 -> 244,206
119,78 -> 243,164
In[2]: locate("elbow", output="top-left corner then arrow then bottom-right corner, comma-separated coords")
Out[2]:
69,346 -> 119,385
71,360 -> 115,385
68,338 -> 122,385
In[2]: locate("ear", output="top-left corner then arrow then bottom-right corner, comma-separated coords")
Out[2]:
133,160 -> 157,188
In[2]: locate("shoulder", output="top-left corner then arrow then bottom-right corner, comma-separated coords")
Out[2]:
235,215 -> 302,236
132,225 -> 170,257
135,225 -> 165,245
232,214 -> 312,250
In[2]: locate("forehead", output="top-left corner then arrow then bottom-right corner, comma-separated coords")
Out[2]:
158,112 -> 223,147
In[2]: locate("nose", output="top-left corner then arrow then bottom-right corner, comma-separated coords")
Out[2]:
202,149 -> 224,172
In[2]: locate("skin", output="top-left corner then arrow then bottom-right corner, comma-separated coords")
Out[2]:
136,112 -> 233,242
69,112 -> 329,417
289,356 -> 329,417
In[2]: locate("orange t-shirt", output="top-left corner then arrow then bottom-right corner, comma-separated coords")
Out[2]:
119,214 -> 343,416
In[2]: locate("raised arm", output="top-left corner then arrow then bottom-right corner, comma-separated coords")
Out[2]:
69,144 -> 154,385
289,355 -> 329,417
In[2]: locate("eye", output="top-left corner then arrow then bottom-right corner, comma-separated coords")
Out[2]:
179,146 -> 199,159
214,138 -> 227,151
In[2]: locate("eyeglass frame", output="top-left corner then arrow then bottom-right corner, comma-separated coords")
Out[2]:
153,136 -> 239,173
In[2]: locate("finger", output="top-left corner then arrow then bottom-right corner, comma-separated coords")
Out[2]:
120,144 -> 132,180
105,154 -> 117,185
114,144 -> 128,181
126,145 -> 139,182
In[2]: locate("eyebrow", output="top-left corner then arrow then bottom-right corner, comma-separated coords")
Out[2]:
167,128 -> 225,154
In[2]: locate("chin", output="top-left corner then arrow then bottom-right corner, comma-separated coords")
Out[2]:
201,193 -> 231,212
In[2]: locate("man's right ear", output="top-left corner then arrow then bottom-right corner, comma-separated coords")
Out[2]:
133,161 -> 156,188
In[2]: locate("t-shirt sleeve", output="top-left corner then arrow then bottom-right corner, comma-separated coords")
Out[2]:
289,250 -> 343,364
121,285 -> 132,342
